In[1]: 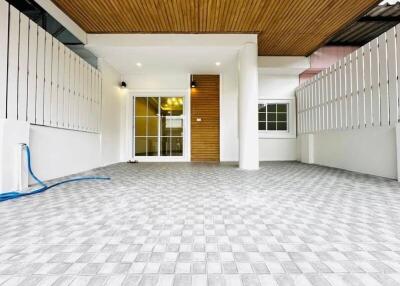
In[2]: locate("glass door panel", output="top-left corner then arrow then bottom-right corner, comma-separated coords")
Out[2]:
134,96 -> 184,158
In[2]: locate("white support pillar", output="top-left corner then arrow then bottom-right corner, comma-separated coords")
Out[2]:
238,42 -> 259,170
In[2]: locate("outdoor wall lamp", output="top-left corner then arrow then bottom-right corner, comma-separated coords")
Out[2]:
190,75 -> 197,88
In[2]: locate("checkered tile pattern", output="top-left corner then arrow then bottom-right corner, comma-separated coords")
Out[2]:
1,162 -> 400,285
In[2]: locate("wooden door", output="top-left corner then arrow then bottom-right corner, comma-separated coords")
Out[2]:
191,75 -> 220,161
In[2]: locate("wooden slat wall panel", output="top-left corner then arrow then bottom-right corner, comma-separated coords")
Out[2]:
51,0 -> 380,56
0,0 -> 8,118
191,75 -> 220,162
0,0 -> 102,133
296,24 -> 400,134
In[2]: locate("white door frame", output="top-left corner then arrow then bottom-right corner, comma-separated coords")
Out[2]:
126,89 -> 191,162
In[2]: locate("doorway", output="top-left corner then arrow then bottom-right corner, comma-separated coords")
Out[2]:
133,96 -> 185,159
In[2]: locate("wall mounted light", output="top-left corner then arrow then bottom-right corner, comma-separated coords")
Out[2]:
190,75 -> 197,88
121,81 -> 127,89
215,62 -> 221,66
136,62 -> 142,67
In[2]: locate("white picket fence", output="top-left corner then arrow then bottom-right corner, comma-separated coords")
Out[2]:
296,24 -> 400,134
0,0 -> 101,133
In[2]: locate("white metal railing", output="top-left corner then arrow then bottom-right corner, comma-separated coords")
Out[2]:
296,24 -> 400,134
0,0 -> 101,133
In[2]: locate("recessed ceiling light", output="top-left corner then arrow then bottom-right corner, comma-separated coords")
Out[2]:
215,62 -> 221,66
136,62 -> 142,67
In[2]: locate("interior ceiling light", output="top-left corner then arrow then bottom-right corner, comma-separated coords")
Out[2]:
121,81 -> 127,89
136,62 -> 142,67
215,62 -> 221,66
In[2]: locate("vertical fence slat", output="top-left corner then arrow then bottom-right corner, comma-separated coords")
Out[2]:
351,51 -> 358,129
43,32 -> 52,126
379,33 -> 389,127
364,43 -> 373,128
27,21 -> 37,124
69,53 -> 75,129
36,27 -> 45,125
74,55 -> 80,130
316,75 -> 320,132
0,0 -> 9,118
63,48 -> 70,129
371,38 -> 380,127
339,58 -> 346,129
310,81 -> 313,133
332,64 -> 338,129
50,38 -> 59,127
79,58 -> 84,130
345,54 -> 352,129
57,43 -> 64,127
7,6 -> 20,120
17,13 -> 29,122
387,27 -> 398,126
357,47 -> 365,128
97,72 -> 102,133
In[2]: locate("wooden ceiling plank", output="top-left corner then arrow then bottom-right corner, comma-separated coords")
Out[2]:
51,0 -> 381,55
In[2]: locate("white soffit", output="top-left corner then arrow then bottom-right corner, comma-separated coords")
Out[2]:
258,56 -> 310,75
86,34 -> 257,75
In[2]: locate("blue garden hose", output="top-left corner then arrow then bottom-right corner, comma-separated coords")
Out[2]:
0,144 -> 110,202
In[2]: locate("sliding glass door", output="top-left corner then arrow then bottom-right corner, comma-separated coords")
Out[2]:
134,96 -> 184,158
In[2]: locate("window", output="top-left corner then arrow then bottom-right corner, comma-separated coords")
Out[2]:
258,103 -> 288,131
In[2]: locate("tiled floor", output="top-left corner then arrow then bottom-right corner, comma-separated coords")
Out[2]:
0,162 -> 400,286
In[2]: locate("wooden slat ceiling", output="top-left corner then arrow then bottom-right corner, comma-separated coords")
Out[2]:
51,0 -> 381,56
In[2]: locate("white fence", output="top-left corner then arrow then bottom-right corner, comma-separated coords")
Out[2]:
296,24 -> 400,134
0,0 -> 101,133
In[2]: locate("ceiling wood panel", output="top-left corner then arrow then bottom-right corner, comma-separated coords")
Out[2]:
51,0 -> 381,55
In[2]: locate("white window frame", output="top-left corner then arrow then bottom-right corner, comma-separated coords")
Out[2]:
258,98 -> 296,139
125,89 -> 191,162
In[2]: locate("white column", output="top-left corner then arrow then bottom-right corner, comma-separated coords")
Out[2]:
238,42 -> 259,170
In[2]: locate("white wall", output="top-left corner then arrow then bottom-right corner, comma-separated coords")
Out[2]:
99,60 -> 124,165
298,127 -> 397,179
258,73 -> 299,161
29,126 -> 101,182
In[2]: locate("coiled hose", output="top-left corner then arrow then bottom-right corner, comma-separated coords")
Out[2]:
0,144 -> 110,202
